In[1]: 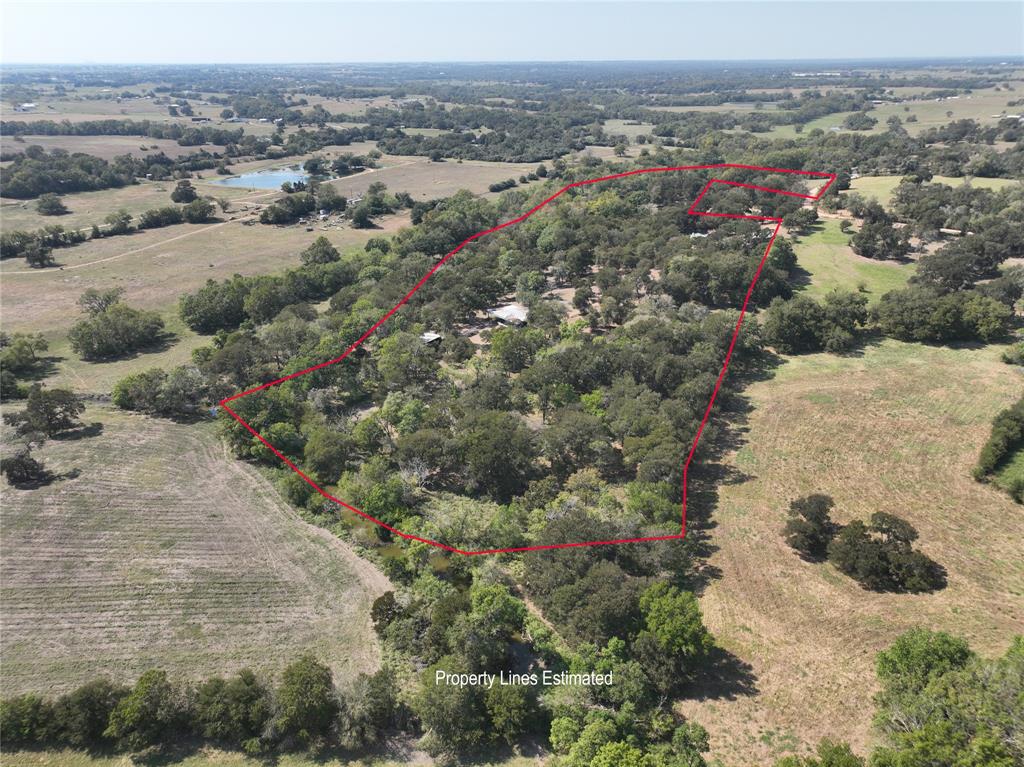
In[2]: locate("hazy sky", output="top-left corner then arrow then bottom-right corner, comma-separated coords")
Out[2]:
2,1 -> 1021,64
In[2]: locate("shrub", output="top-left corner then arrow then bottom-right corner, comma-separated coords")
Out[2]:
104,669 -> 187,751
170,179 -> 198,203
1,449 -> 51,486
0,693 -> 55,746
182,198 -> 215,223
273,655 -> 341,747
36,193 -> 69,215
974,396 -> 1024,478
54,679 -> 129,749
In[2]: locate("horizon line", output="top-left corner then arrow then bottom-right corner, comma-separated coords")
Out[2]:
3,55 -> 1023,67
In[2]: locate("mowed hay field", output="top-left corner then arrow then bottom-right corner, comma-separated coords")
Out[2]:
0,134 -> 222,162
0,211 -> 411,330
0,406 -> 390,697
677,340 -> 1024,764
0,178 -> 258,232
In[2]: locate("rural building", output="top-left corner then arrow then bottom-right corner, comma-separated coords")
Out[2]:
486,302 -> 529,326
419,331 -> 443,345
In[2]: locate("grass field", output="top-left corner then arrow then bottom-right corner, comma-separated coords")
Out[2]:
0,211 -> 410,333
0,179 -> 257,232
676,340 -> 1024,764
792,219 -> 914,302
993,447 -> 1024,497
847,174 -> 1023,207
602,118 -> 656,140
765,86 -> 1022,139
0,134 -> 222,161
0,406 -> 390,697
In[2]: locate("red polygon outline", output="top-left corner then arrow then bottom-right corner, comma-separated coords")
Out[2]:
221,164 -> 835,555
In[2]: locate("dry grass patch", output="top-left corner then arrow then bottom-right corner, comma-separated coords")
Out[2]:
1,406 -> 390,697
677,340 -> 1024,764
0,211 -> 411,337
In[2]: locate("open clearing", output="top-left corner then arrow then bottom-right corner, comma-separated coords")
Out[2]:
0,179 -> 257,232
323,155 -> 541,201
0,406 -> 390,696
848,174 -> 1023,207
0,134 -> 222,162
793,219 -> 913,302
0,211 -> 411,335
765,86 -> 1023,139
602,118 -> 656,139
676,340 -> 1024,764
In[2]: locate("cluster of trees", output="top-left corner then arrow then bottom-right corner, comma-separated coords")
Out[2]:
2,198 -> 219,268
1,383 -> 86,487
1,224 -> 86,266
177,241 -> 355,334
258,180 -> 349,225
138,198 -> 216,228
844,196 -> 911,261
873,286 -> 1012,344
112,366 -> 209,419
763,290 -> 868,353
0,331 -> 49,401
366,100 -> 595,162
68,288 -> 166,360
0,145 -> 139,198
768,630 -> 1022,766
0,657 -> 402,756
0,144 -> 228,199
369,520 -> 714,764
973,395 -> 1024,502
0,117 -> 244,146
783,495 -> 945,593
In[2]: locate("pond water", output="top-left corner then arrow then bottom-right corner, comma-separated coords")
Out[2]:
211,165 -> 310,189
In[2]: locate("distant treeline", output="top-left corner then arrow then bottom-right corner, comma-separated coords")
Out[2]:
1,118 -> 245,146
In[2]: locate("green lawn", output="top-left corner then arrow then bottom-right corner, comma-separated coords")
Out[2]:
792,219 -> 914,302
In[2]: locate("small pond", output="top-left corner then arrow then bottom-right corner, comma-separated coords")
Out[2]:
211,165 -> 310,189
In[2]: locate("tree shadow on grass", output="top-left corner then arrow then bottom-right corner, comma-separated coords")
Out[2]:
81,332 -> 178,363
683,645 -> 760,702
52,421 -> 104,441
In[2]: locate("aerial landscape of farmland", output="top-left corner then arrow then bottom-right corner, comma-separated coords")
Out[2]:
1,2 -> 1022,766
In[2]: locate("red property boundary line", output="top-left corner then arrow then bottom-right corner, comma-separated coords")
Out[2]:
221,164 -> 836,556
